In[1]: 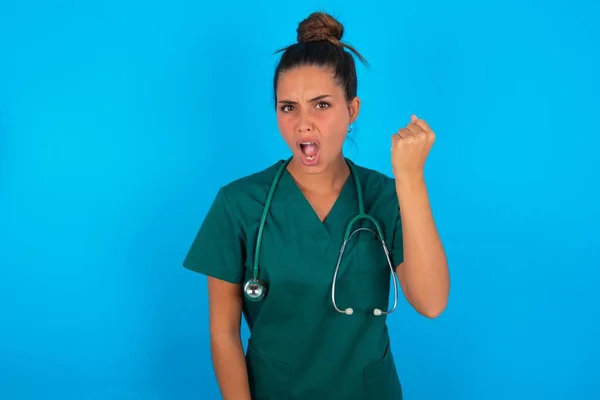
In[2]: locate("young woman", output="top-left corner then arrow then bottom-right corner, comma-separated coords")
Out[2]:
183,11 -> 449,400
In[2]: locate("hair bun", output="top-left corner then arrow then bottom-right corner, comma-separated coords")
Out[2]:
296,12 -> 344,45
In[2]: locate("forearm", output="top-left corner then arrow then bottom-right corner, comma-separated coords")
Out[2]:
210,333 -> 251,400
396,174 -> 449,318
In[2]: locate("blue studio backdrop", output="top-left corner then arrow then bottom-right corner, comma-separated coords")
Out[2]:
1,0 -> 599,399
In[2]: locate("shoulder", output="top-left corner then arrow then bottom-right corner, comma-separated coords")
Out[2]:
348,160 -> 399,216
219,159 -> 284,198
211,159 -> 285,223
350,160 -> 397,198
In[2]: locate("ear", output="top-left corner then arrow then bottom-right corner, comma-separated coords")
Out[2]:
348,97 -> 361,124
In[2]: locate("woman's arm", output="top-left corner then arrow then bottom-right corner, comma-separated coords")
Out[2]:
208,277 -> 251,400
391,115 -> 450,318
395,175 -> 449,318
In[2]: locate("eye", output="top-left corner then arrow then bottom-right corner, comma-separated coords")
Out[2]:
316,101 -> 330,109
280,104 -> 295,112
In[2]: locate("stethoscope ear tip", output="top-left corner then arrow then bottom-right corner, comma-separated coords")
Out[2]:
373,308 -> 382,316
345,308 -> 354,315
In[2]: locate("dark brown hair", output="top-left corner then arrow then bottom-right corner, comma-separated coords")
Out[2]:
273,12 -> 369,105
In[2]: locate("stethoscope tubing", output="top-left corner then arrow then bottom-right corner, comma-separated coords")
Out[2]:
245,156 -> 400,316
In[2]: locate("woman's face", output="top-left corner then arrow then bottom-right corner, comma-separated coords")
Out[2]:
275,65 -> 360,175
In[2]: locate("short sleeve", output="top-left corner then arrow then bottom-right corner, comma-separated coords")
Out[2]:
391,207 -> 404,266
182,187 -> 245,284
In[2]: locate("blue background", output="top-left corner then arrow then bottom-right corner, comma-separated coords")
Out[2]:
1,0 -> 599,399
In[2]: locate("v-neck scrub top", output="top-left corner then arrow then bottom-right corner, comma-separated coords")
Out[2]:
183,159 -> 405,400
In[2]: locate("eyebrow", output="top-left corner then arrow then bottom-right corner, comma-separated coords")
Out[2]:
277,94 -> 332,104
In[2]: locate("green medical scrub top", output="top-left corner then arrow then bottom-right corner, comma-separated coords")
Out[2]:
183,158 -> 404,400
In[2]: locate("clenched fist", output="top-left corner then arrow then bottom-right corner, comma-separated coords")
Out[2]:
391,115 -> 435,179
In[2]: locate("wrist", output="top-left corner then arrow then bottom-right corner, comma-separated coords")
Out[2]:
394,170 -> 425,189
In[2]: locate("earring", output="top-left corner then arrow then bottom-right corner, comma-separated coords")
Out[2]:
347,123 -> 353,133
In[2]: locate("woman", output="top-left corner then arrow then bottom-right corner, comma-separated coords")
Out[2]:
183,11 -> 450,400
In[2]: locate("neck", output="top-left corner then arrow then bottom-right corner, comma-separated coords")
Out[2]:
287,155 -> 350,194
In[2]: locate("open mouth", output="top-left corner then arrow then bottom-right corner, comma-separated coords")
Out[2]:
298,140 -> 320,165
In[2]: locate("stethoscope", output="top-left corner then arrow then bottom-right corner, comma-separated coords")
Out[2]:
243,156 -> 400,316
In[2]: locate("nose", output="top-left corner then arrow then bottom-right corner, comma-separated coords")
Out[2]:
298,124 -> 312,133
296,111 -> 313,133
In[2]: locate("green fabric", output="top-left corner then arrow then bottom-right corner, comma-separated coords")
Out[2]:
183,159 -> 404,400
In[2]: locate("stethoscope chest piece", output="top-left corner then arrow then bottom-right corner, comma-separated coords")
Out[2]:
244,278 -> 266,301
